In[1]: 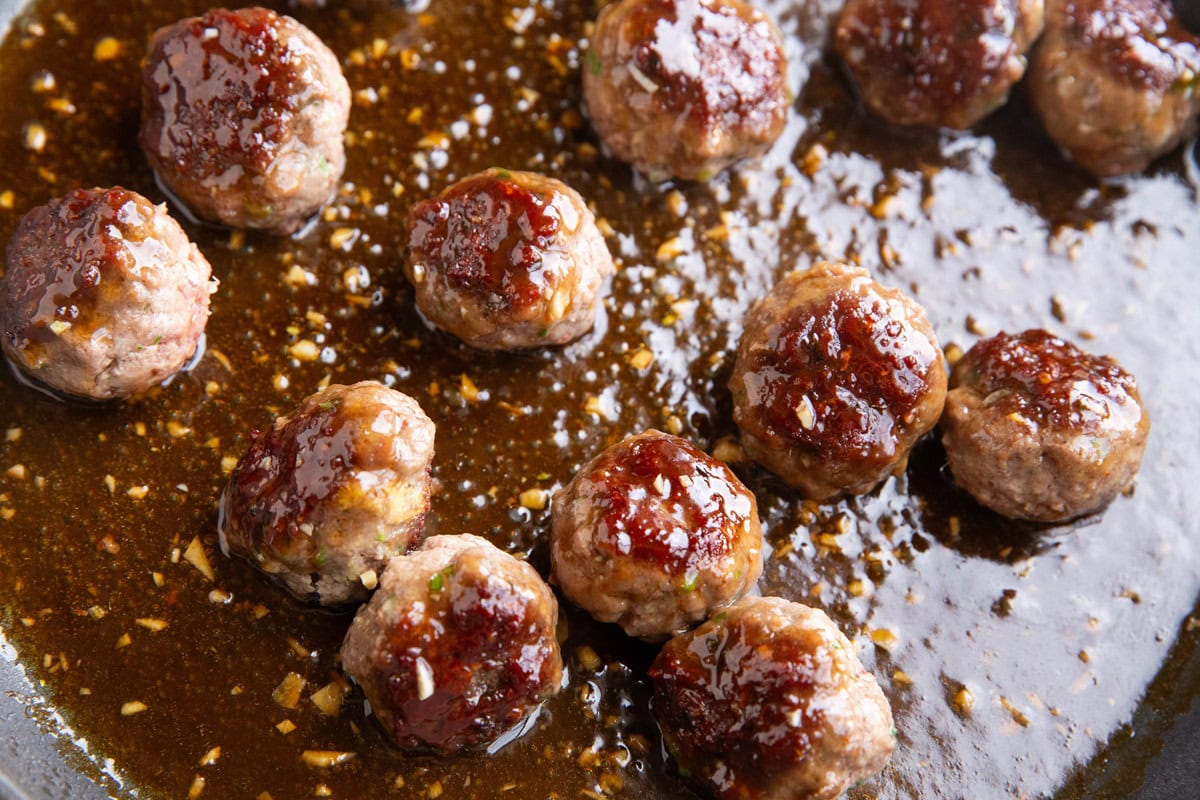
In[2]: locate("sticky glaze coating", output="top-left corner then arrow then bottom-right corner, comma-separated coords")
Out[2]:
0,187 -> 215,401
1028,0 -> 1200,177
218,381 -> 435,605
140,7 -> 351,233
582,0 -> 789,181
405,168 -> 614,350
340,534 -> 563,753
729,262 -> 947,501
649,596 -> 895,800
941,329 -> 1150,522
834,0 -> 1044,129
550,430 -> 763,641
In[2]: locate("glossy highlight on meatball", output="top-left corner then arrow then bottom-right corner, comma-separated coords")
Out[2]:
1028,0 -> 1200,177
730,262 -> 947,501
0,187 -> 215,401
340,534 -> 563,753
583,0 -> 789,181
218,381 -> 435,605
551,430 -> 763,641
835,0 -> 1045,129
650,596 -> 896,800
941,329 -> 1150,522
405,168 -> 614,350
140,7 -> 351,233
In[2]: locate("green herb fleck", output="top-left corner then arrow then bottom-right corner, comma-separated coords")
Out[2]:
585,49 -> 602,76
429,572 -> 444,592
493,168 -> 512,179
318,401 -> 335,411
890,726 -> 898,738
680,573 -> 699,592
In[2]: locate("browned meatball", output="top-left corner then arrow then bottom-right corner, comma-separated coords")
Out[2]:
340,534 -> 563,753
405,169 -> 614,350
649,596 -> 896,800
218,381 -> 435,605
730,262 -> 947,501
941,329 -> 1150,522
835,0 -> 1045,129
140,8 -> 351,234
582,0 -> 789,181
1029,0 -> 1200,176
0,187 -> 215,401
551,430 -> 763,641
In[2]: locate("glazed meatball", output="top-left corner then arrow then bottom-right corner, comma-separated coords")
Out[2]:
140,8 -> 351,233
1029,0 -> 1200,176
218,381 -> 435,605
551,430 -> 764,641
583,0 -> 789,181
0,187 -> 215,401
835,0 -> 1045,129
941,329 -> 1150,522
650,596 -> 896,800
405,168 -> 614,350
730,262 -> 947,501
340,534 -> 564,753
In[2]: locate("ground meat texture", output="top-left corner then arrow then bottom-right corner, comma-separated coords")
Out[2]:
0,187 -> 215,401
551,430 -> 763,641
834,0 -> 1045,129
140,7 -> 351,234
405,168 -> 614,350
582,0 -> 789,181
218,381 -> 435,605
1028,0 -> 1200,177
340,534 -> 563,753
730,262 -> 947,501
649,596 -> 896,800
941,329 -> 1150,522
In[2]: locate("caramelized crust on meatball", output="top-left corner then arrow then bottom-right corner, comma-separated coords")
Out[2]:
649,596 -> 896,800
730,262 -> 947,500
219,381 -> 435,605
551,430 -> 763,640
583,0 -> 789,181
405,168 -> 614,350
1028,0 -> 1200,176
340,534 -> 563,753
0,187 -> 215,401
835,0 -> 1044,129
941,329 -> 1150,522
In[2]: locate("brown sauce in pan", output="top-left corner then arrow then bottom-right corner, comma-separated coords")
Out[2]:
0,1 -> 1199,798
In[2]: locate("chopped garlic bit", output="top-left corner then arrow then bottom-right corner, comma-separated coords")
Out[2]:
273,672 -> 306,710
135,617 -> 168,632
187,774 -> 206,799
121,700 -> 148,716
198,746 -> 221,766
301,750 -> 356,768
184,536 -> 216,581
275,719 -> 296,735
311,680 -> 349,717
519,488 -> 549,510
358,569 -> 378,590
415,657 -> 435,701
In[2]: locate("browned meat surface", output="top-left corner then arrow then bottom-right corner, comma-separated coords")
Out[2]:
550,429 -> 763,640
941,329 -> 1150,521
835,0 -> 1045,129
218,381 -> 435,605
405,168 -> 613,350
140,7 -> 351,233
1029,0 -> 1200,176
729,262 -> 947,501
0,187 -> 215,401
582,0 -> 789,181
649,596 -> 896,800
340,534 -> 563,753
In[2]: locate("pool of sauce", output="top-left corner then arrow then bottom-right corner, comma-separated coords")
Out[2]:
0,1 -> 1198,798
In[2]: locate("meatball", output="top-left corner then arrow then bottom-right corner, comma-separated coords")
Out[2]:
729,262 -> 947,501
140,8 -> 351,234
0,187 -> 215,401
1028,0 -> 1200,177
649,596 -> 896,800
340,534 -> 563,753
218,381 -> 435,605
941,329 -> 1150,522
405,168 -> 614,350
582,0 -> 789,181
551,430 -> 764,641
835,0 -> 1045,129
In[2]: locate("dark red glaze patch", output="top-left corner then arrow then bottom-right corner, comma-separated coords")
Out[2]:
955,329 -> 1142,431
744,290 -> 936,462
408,172 -> 562,312
1059,0 -> 1200,92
